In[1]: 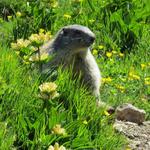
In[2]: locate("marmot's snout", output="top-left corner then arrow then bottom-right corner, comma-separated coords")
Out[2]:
84,33 -> 95,47
88,35 -> 95,44
83,27 -> 95,46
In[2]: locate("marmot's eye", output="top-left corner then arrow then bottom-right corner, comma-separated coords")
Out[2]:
62,29 -> 68,36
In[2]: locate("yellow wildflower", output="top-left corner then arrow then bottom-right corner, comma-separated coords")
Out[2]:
63,14 -> 71,19
39,82 -> 59,100
106,52 -> 112,58
46,31 -> 51,36
29,53 -> 49,62
29,55 -> 39,62
17,38 -> 24,45
145,77 -> 150,81
104,110 -> 110,116
119,53 -> 124,57
29,34 -> 42,45
141,63 -> 146,70
83,120 -> 88,125
112,50 -> 117,54
11,39 -> 30,50
120,77 -> 126,82
29,32 -> 51,46
102,77 -> 112,83
52,124 -> 66,136
145,81 -> 150,85
50,91 -> 60,99
40,53 -> 50,61
22,39 -> 31,48
8,16 -> 12,19
129,75 -> 140,80
17,39 -> 30,49
39,28 -> 45,33
92,49 -> 98,55
39,82 -> 57,94
144,77 -> 150,85
98,45 -> 104,49
128,72 -> 140,80
51,1 -> 58,8
44,32 -> 52,41
16,11 -> 22,17
116,85 -> 125,93
39,32 -> 47,41
30,46 -> 37,52
11,43 -> 18,50
48,143 -> 66,150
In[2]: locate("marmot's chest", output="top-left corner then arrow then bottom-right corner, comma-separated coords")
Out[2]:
72,51 -> 101,82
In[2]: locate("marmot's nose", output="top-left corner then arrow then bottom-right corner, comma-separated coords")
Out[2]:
89,36 -> 95,43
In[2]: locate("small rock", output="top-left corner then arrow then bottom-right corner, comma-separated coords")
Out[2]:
116,103 -> 146,124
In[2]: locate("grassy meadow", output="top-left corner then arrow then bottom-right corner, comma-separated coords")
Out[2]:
0,0 -> 150,149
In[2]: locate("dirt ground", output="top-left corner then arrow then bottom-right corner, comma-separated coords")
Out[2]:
114,120 -> 150,150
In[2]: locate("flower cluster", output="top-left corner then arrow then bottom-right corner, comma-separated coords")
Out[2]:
7,11 -> 22,21
16,11 -> 22,17
98,45 -> 104,49
106,51 -> 124,58
92,45 -> 104,56
29,31 -> 51,47
140,62 -> 150,70
48,143 -> 66,150
8,15 -> 12,20
144,77 -> 150,85
51,1 -> 59,8
82,120 -> 88,125
116,84 -> 125,93
92,45 -> 124,59
11,39 -> 31,51
11,29 -> 51,50
128,71 -> 140,80
51,124 -> 66,135
92,49 -> 98,56
11,29 -> 52,64
63,14 -> 71,19
29,53 -> 49,62
106,52 -> 112,58
39,82 -> 59,100
104,110 -> 111,116
102,77 -> 112,83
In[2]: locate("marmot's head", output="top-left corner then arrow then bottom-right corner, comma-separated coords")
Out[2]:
53,24 -> 95,53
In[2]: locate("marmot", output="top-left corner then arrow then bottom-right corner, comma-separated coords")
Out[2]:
39,25 -> 102,103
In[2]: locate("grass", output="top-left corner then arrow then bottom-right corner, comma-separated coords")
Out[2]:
0,0 -> 150,149
0,45 -> 126,149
